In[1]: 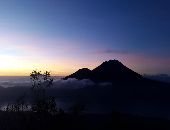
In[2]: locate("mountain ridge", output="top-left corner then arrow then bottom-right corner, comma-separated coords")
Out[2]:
64,59 -> 143,82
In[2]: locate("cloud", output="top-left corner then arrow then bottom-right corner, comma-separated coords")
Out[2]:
144,74 -> 170,83
95,49 -> 129,55
52,78 -> 95,89
0,77 -> 112,89
0,77 -> 95,88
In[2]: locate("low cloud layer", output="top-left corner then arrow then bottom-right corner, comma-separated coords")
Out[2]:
0,77 -> 112,89
53,78 -> 95,89
144,74 -> 170,83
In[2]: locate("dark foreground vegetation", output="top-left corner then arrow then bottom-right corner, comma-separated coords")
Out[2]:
1,64 -> 170,130
1,111 -> 170,130
0,111 -> 111,130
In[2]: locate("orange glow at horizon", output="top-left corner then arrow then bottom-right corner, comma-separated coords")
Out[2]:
0,33 -> 169,76
0,55 -> 97,76
0,50 -> 170,76
0,55 -> 71,76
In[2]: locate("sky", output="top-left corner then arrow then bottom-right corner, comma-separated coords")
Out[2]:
0,0 -> 170,76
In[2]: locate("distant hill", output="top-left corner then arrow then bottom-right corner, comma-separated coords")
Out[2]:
64,60 -> 143,83
144,74 -> 170,83
64,68 -> 92,80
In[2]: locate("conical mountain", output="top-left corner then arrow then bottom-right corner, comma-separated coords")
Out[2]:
64,60 -> 143,82
91,60 -> 142,82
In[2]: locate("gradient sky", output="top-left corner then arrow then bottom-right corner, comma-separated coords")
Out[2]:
0,0 -> 170,76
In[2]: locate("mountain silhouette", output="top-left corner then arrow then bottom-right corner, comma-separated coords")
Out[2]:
64,59 -> 143,82
65,68 -> 92,80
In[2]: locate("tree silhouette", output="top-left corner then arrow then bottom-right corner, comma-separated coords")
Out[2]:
30,70 -> 57,114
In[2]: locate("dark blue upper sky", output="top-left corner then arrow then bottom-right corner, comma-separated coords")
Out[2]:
0,0 -> 170,75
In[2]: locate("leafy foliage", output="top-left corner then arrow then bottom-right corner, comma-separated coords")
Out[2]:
5,95 -> 28,112
30,70 -> 53,89
30,70 -> 57,114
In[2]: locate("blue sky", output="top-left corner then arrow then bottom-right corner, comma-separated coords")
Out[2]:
0,0 -> 170,75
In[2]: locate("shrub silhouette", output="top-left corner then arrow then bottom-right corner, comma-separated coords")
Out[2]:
30,70 -> 57,114
5,94 -> 28,112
